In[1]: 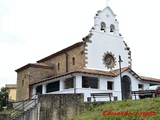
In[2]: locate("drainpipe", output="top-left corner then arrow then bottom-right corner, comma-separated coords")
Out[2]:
65,53 -> 68,72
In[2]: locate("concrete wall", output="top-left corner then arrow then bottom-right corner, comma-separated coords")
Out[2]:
38,94 -> 84,120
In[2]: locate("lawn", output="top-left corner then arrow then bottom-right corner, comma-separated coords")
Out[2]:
72,98 -> 160,120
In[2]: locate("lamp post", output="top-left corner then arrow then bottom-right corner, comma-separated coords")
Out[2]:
118,55 -> 123,100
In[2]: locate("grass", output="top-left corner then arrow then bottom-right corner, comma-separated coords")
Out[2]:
71,98 -> 160,120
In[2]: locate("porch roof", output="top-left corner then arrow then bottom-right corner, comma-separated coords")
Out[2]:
29,67 -> 160,85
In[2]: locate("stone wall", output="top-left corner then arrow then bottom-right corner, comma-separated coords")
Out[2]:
29,67 -> 55,85
16,68 -> 30,101
16,67 -> 55,101
16,43 -> 85,102
38,94 -> 84,120
43,44 -> 85,75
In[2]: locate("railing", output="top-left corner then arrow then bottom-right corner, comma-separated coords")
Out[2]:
131,90 -> 160,100
10,94 -> 38,120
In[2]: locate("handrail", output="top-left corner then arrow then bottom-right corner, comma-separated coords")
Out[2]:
10,93 -> 38,119
11,93 -> 37,110
11,99 -> 37,119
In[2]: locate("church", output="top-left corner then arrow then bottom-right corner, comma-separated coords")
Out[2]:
15,5 -> 160,102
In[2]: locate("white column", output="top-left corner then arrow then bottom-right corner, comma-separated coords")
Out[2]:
60,79 -> 64,91
32,86 -> 36,95
42,84 -> 46,94
75,75 -> 82,88
99,77 -> 107,90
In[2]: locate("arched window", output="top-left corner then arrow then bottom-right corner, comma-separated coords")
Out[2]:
22,79 -> 24,86
57,63 -> 60,70
100,22 -> 106,31
72,57 -> 75,65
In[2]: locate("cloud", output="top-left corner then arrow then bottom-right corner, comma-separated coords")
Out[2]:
1,0 -> 160,88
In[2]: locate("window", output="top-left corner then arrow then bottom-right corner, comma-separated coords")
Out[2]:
72,57 -> 75,65
107,81 -> 114,90
82,76 -> 98,89
22,79 -> 24,86
36,85 -> 42,94
150,84 -> 157,86
57,63 -> 60,70
46,81 -> 60,93
110,24 -> 115,32
64,77 -> 74,89
138,84 -> 144,90
100,22 -> 106,31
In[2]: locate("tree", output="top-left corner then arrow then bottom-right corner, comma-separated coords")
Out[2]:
0,87 -> 10,111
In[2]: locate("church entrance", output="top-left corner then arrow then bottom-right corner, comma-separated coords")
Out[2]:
121,75 -> 131,100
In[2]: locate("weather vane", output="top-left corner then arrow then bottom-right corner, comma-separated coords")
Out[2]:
106,0 -> 110,6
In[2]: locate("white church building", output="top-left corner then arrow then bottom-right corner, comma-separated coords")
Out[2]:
16,5 -> 160,102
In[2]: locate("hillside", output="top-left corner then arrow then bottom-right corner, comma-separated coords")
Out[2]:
72,98 -> 160,120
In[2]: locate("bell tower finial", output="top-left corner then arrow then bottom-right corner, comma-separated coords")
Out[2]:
106,0 -> 110,6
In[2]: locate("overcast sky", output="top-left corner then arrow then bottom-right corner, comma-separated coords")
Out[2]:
0,0 -> 160,88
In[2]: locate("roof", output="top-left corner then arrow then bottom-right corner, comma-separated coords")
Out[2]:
102,6 -> 116,16
29,67 -> 129,85
29,67 -> 160,85
15,63 -> 54,72
37,42 -> 84,63
140,76 -> 160,82
29,68 -> 115,85
5,84 -> 17,89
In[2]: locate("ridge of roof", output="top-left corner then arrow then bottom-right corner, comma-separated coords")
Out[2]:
37,41 -> 84,63
111,67 -> 129,76
15,63 -> 53,72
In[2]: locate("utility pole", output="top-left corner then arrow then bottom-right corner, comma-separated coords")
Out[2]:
118,55 -> 123,100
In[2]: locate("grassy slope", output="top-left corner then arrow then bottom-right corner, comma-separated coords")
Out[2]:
72,98 -> 160,120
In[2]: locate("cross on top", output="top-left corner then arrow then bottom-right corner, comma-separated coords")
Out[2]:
106,0 -> 110,6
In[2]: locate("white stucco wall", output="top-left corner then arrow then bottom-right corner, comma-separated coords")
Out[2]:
32,71 -> 160,102
86,32 -> 129,70
85,7 -> 130,71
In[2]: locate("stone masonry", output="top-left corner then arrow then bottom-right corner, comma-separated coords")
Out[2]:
38,94 -> 84,120
16,42 -> 85,101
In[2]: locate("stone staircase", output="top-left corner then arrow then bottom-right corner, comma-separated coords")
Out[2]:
10,97 -> 38,120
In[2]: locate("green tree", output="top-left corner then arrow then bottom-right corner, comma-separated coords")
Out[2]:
0,87 -> 10,111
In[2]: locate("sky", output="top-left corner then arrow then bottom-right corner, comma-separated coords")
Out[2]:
0,0 -> 160,88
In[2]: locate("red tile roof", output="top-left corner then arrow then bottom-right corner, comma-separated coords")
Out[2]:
37,42 -> 84,63
15,63 -> 54,72
140,76 -> 160,82
29,68 -> 115,85
29,67 -> 160,85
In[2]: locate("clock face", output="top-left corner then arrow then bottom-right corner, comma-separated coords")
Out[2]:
103,52 -> 116,69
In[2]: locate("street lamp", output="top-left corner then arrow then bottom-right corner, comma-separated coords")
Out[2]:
118,55 -> 123,100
